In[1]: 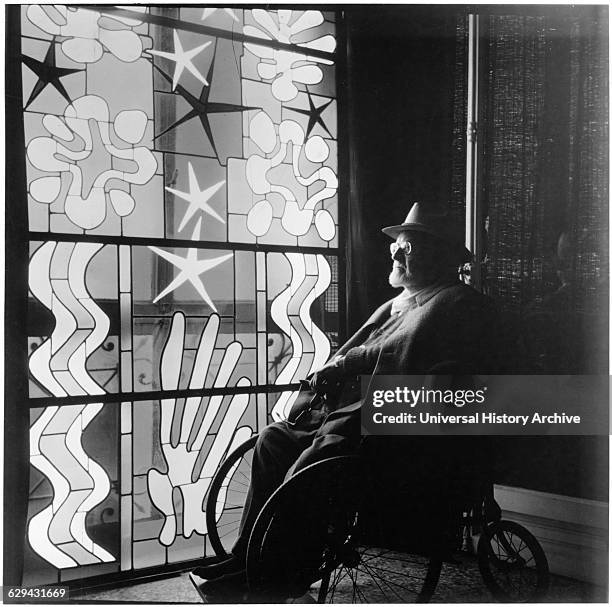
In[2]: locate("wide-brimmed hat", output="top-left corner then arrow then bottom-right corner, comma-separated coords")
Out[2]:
382,202 -> 472,262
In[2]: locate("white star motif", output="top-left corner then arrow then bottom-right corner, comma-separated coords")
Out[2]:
149,219 -> 232,310
146,30 -> 211,91
166,162 -> 225,232
201,8 -> 239,21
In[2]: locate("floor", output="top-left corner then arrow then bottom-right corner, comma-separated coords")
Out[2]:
74,551 -> 606,604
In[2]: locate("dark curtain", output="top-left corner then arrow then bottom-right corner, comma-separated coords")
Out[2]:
344,7 -> 608,501
344,7 -> 466,332
483,9 -> 608,324
481,8 -> 609,502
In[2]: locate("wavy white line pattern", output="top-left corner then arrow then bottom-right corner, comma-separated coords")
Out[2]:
29,242 -> 109,397
29,403 -> 114,568
271,253 -> 331,420
28,242 -> 114,568
29,242 -> 67,397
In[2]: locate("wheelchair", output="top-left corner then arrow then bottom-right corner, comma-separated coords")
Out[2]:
203,434 -> 549,603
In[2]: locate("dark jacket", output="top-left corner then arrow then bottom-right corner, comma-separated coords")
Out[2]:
336,280 -> 500,377
288,281 -> 500,472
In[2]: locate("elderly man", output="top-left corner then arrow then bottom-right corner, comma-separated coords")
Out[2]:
194,203 -> 499,593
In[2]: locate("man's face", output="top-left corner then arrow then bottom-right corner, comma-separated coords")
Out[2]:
388,232 -> 438,289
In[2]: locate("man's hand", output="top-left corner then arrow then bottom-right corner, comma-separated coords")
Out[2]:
310,357 -> 344,393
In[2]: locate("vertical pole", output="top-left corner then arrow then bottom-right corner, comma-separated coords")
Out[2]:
466,14 -> 483,291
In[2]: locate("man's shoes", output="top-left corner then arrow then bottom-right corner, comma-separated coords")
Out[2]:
200,569 -> 248,598
192,555 -> 245,580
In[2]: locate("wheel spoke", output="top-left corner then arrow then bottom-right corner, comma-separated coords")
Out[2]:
215,517 -> 243,529
219,527 -> 241,540
217,519 -> 241,534
358,565 -> 405,603
354,577 -> 370,603
493,535 -> 504,558
327,568 -> 339,603
481,523 -> 547,602
359,547 -> 390,563
329,566 -> 347,603
507,532 -> 520,555
226,477 -> 251,490
226,486 -> 249,495
361,560 -> 429,582
328,565 -> 342,591
348,567 -> 357,603
360,560 -> 424,595
358,560 -> 410,602
355,559 -> 392,601
347,567 -> 368,603
235,468 -> 252,485
516,544 -> 531,562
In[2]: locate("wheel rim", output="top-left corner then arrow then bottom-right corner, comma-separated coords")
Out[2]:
246,455 -> 441,603
205,435 -> 257,556
251,497 -> 359,599
247,456 -> 364,599
478,521 -> 549,602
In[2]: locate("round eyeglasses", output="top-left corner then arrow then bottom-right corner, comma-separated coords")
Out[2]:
390,241 -> 412,258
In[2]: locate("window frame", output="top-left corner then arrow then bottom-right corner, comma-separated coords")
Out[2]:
5,5 -> 349,589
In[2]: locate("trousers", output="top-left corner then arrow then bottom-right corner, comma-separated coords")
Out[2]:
231,401 -> 362,558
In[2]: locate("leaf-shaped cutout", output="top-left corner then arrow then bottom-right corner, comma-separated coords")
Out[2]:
315,209 -> 335,241
30,176 -> 62,203
108,189 -> 136,217
247,199 -> 273,236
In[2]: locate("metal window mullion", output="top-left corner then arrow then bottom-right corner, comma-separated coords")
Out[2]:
27,383 -> 304,409
28,231 -> 340,256
336,9 -> 349,346
5,4 -> 31,588
465,14 -> 485,292
88,5 -> 336,62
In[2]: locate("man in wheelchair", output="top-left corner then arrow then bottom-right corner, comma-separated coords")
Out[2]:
194,202 -> 500,594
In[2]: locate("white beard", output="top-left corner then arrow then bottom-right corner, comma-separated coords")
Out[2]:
388,267 -> 406,288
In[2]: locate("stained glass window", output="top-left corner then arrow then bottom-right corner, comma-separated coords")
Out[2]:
15,5 -> 340,585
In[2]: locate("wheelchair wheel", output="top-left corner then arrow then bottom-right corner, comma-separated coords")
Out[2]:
315,547 -> 442,604
205,434 -> 258,557
246,456 -> 442,603
478,520 -> 549,602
